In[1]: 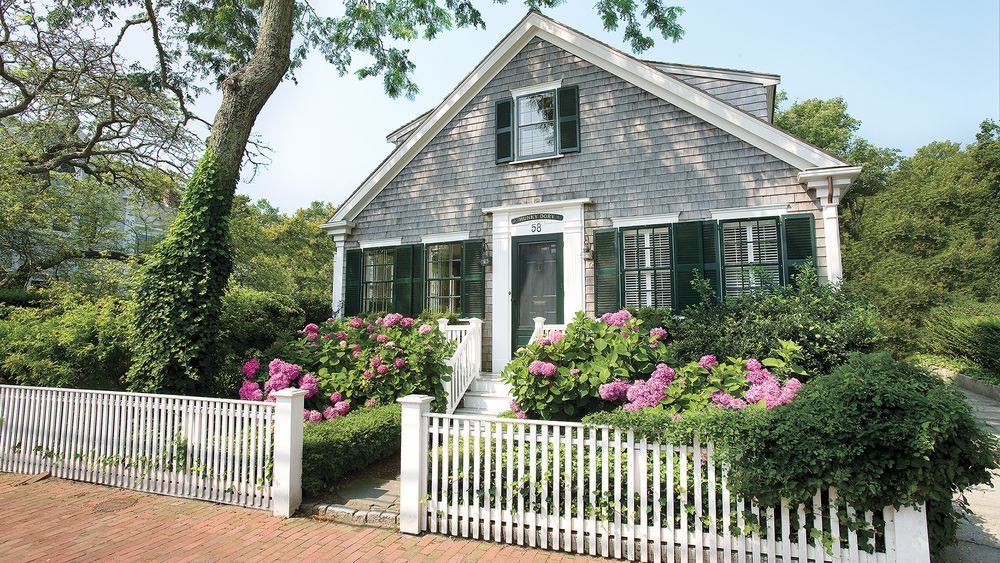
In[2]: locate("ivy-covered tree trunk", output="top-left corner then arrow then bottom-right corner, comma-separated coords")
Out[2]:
126,0 -> 296,393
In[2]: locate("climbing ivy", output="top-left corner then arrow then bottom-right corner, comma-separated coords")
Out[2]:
126,152 -> 234,394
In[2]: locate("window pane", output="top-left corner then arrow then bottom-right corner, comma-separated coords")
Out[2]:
425,242 -> 463,314
517,93 -> 554,125
518,123 -> 555,157
620,226 -> 672,310
722,219 -> 781,296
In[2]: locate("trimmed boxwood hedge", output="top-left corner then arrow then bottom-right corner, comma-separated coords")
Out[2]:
301,404 -> 401,497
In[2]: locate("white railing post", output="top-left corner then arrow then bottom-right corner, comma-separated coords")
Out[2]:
892,503 -> 930,562
530,316 -> 546,343
437,317 -> 450,336
398,394 -> 433,534
271,388 -> 307,518
468,317 -> 484,372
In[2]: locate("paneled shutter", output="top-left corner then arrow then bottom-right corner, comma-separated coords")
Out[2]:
343,248 -> 363,316
495,100 -> 513,164
673,221 -> 719,311
392,245 -> 414,315
557,85 -> 580,154
781,214 -> 816,285
461,240 -> 486,318
410,244 -> 424,314
593,228 -> 621,316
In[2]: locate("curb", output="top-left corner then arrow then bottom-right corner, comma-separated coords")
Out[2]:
299,502 -> 400,529
955,373 -> 1000,402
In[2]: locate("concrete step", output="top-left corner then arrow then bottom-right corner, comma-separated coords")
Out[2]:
459,391 -> 511,414
468,377 -> 512,395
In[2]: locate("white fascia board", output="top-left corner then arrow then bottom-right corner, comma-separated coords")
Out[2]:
358,237 -> 403,249
648,62 -> 781,87
711,204 -> 790,221
797,166 -> 863,184
421,231 -> 471,244
482,198 -> 592,215
333,11 -> 848,224
611,213 -> 681,228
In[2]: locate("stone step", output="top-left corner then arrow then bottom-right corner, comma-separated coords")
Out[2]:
458,391 -> 511,414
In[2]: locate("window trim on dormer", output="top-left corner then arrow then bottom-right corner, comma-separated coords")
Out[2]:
512,84 -> 561,162
509,79 -> 563,100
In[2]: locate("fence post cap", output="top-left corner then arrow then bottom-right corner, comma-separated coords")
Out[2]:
397,394 -> 434,405
271,388 -> 309,398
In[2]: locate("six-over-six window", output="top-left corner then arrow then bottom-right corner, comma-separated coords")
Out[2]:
362,248 -> 394,313
425,242 -> 463,314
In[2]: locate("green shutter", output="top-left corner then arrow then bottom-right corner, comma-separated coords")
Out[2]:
495,100 -> 513,164
593,228 -> 621,316
411,244 -> 424,314
343,248 -> 362,316
557,85 -> 580,154
781,214 -> 816,285
673,221 -> 719,311
461,240 -> 486,318
392,245 -> 414,315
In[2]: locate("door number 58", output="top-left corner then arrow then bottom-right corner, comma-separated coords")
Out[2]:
530,223 -> 543,233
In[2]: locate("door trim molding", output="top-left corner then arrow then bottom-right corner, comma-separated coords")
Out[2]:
488,199 -> 587,372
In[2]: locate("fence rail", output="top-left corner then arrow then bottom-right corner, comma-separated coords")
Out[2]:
0,385 -> 307,516
397,400 -> 930,563
440,319 -> 484,414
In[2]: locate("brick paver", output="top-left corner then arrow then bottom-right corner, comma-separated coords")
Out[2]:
0,473 -> 600,562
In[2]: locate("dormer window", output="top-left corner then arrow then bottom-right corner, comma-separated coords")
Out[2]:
496,82 -> 579,164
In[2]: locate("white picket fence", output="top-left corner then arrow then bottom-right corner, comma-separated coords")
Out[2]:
0,384 -> 308,517
397,399 -> 930,563
439,318 -> 484,414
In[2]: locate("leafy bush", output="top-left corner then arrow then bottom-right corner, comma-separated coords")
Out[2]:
301,404 -> 401,497
0,288 -> 44,309
501,310 -> 672,420
924,302 -> 1000,372
670,269 -> 883,377
0,292 -> 132,389
240,313 -> 454,412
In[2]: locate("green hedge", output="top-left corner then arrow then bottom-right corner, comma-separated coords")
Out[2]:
301,404 -> 401,497
924,302 -> 1000,372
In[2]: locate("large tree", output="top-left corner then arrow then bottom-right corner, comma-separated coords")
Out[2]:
96,0 -> 688,392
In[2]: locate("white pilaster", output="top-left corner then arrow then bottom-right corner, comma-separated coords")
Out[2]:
797,167 -> 861,286
320,221 -> 354,317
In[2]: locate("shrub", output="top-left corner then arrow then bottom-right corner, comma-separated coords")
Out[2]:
301,404 -> 401,497
502,310 -> 672,420
924,302 -> 1000,372
0,288 -> 44,309
239,313 -> 454,412
670,269 -> 883,377
0,292 -> 132,389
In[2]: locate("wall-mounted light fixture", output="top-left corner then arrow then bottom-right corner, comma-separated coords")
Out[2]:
480,243 -> 492,268
582,236 -> 594,262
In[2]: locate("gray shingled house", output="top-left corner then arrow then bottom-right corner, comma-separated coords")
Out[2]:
322,12 -> 860,413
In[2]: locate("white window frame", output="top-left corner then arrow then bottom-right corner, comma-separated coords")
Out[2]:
510,80 -> 562,162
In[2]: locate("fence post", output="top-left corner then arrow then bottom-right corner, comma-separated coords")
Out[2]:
467,317 -> 484,371
398,394 -> 433,534
437,318 -> 449,334
272,388 -> 308,518
893,503 -> 930,562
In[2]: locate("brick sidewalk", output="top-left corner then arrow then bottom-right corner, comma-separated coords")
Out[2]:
0,473 -> 599,562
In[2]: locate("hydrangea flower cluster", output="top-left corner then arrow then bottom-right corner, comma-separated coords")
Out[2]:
238,380 -> 264,401
599,309 -> 634,327
697,355 -> 719,369
710,359 -> 802,409
365,398 -> 378,409
242,359 -> 260,379
264,359 -> 301,393
418,324 -> 435,335
535,330 -> 566,347
510,399 -> 527,419
599,363 -> 677,411
302,323 -> 320,341
528,360 -> 558,377
648,327 -> 669,348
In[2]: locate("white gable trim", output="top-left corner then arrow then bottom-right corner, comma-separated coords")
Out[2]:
332,12 -> 846,223
646,62 -> 781,87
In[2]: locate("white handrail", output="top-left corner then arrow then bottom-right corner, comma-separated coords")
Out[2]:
528,316 -> 567,344
440,318 -> 483,414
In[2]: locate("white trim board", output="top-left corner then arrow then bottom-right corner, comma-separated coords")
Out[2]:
510,79 -> 562,99
611,213 -> 681,228
357,237 -> 403,249
421,231 -> 471,244
331,11 -> 848,224
711,204 -> 789,221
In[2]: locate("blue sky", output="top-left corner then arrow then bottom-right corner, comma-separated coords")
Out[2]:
188,1 -> 1000,212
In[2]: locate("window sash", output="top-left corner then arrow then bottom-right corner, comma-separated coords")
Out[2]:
515,91 -> 557,159
620,225 -> 672,310
425,242 -> 463,314
722,219 -> 781,295
362,248 -> 394,313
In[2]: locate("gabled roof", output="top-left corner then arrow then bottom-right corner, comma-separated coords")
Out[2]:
331,11 -> 849,224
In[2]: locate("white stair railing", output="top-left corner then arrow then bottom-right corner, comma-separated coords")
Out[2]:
529,316 -> 567,344
439,318 -> 483,414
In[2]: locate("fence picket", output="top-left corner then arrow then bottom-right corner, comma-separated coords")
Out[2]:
473,419 -> 482,540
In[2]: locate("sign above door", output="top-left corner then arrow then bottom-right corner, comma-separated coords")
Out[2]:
511,213 -> 563,224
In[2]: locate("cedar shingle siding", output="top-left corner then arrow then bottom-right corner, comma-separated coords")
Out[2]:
344,38 -> 827,366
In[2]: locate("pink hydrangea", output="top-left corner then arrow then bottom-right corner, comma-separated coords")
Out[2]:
336,331 -> 347,340
418,324 -> 434,335
238,380 -> 263,401
385,341 -> 396,348
323,406 -> 338,420
599,379 -> 630,401
329,391 -> 343,403
370,356 -> 381,367
651,363 -> 676,383
537,330 -> 566,346
365,398 -> 378,409
510,399 -> 527,419
376,334 -> 389,343
697,355 -> 719,370
377,365 -> 389,375
299,374 -> 319,398
649,327 -> 668,341
352,344 -> 362,358
649,340 -> 660,349
745,358 -> 763,372
347,316 -> 363,328
711,360 -> 801,409
363,370 -> 374,379
528,360 -> 557,377
380,313 -> 403,327
393,357 -> 406,369
339,340 -> 348,346
242,358 -> 260,379
302,323 -> 319,335
570,368 -> 581,376
623,378 -> 665,411
304,409 -> 323,422
334,401 -> 351,416
599,309 -> 634,327
322,332 -> 333,340
400,317 -> 415,328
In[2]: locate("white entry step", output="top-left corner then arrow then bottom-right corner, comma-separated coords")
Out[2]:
454,373 -> 513,415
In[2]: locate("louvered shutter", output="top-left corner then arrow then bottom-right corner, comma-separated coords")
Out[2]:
593,229 -> 621,316
461,240 -> 485,318
343,248 -> 363,316
495,100 -> 513,164
392,245 -> 414,315
781,214 -> 816,285
673,221 -> 719,311
410,244 -> 424,314
557,85 -> 580,154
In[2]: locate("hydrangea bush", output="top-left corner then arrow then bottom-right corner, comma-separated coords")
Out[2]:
501,310 -> 672,419
237,313 -> 454,413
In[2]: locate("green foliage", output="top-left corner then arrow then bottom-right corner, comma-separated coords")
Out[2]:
924,302 -> 1000,372
0,290 -> 132,389
0,288 -> 44,308
229,198 -> 337,322
501,311 -> 672,420
626,307 -> 675,332
128,152 -> 234,394
301,404 -> 401,497
274,314 -> 454,411
670,271 -> 882,377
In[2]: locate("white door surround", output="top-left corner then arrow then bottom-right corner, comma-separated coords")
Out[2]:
484,198 -> 590,373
